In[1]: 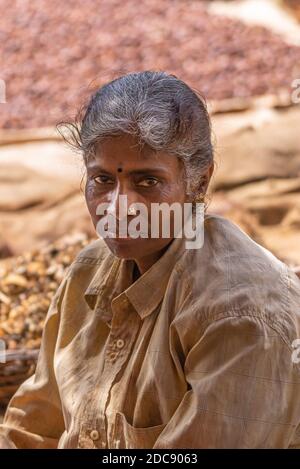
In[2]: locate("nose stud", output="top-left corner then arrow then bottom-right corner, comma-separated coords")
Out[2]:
127,205 -> 138,216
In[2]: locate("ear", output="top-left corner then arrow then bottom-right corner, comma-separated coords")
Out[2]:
208,161 -> 214,180
199,161 -> 214,193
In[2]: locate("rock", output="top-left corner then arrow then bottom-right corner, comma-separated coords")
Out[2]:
211,107 -> 300,190
0,164 -> 77,212
283,0 -> 300,21
210,106 -> 300,264
0,164 -> 94,256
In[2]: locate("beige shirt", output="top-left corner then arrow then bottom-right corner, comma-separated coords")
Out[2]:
1,213 -> 300,449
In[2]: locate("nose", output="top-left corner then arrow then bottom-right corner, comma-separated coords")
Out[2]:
106,187 -> 139,221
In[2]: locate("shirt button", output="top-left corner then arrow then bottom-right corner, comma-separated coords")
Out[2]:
116,339 -> 125,349
90,430 -> 99,441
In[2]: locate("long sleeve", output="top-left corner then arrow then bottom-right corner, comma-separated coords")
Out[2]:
0,272 -> 69,449
153,314 -> 300,449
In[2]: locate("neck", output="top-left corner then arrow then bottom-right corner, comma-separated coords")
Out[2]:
133,240 -> 173,276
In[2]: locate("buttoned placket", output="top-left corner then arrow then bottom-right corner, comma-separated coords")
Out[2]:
77,294 -> 141,448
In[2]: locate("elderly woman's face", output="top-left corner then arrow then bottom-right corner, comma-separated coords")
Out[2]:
85,134 -> 188,260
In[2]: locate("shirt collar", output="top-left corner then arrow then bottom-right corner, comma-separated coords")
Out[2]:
84,234 -> 187,324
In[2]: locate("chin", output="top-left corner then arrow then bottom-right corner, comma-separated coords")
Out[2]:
104,237 -> 146,259
103,237 -> 168,259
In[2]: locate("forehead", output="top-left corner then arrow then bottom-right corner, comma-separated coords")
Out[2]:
87,134 -> 181,172
96,134 -> 153,160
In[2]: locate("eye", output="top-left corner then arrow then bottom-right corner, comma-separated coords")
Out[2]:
94,175 -> 114,184
137,177 -> 159,187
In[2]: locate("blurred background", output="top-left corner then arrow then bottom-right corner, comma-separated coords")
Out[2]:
1,0 -> 300,415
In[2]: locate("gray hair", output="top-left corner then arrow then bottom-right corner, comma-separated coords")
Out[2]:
58,70 -> 214,202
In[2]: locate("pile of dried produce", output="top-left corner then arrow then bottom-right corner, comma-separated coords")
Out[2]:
1,0 -> 300,129
0,233 -> 92,351
0,233 -> 94,406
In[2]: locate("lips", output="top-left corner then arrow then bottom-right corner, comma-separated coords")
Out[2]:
106,233 -> 148,241
104,228 -> 149,239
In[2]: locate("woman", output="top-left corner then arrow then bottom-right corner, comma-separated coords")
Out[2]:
1,70 -> 300,449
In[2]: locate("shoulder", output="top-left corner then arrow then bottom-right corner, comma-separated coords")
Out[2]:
72,237 -> 111,266
50,237 -> 116,319
176,213 -> 300,346
63,237 -> 112,279
64,237 -> 112,288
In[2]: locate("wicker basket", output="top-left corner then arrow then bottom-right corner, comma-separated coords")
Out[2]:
0,349 -> 39,406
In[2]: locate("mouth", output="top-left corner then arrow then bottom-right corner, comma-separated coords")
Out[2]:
107,235 -> 148,242
104,230 -> 149,240
109,238 -> 136,244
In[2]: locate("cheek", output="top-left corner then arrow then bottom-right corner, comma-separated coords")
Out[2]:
84,183 -> 104,221
159,180 -> 186,203
85,180 -> 100,199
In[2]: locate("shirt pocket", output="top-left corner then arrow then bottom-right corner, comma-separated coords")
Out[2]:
112,411 -> 167,449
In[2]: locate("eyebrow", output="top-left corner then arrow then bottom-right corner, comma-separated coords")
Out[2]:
86,164 -> 169,176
